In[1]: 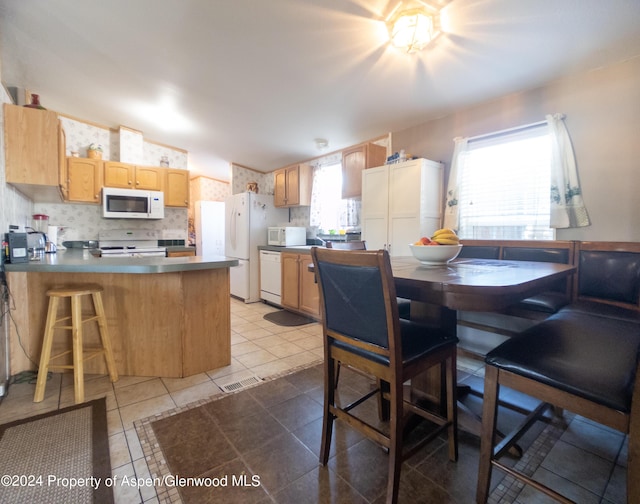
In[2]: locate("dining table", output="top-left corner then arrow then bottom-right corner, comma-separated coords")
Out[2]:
388,255 -> 576,444
308,252 -> 576,444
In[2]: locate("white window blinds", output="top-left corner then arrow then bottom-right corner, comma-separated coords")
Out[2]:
457,125 -> 554,240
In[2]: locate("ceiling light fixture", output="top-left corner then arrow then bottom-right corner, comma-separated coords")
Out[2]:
315,138 -> 329,151
387,7 -> 434,53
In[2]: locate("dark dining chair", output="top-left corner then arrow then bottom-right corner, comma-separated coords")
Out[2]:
475,310 -> 640,503
324,239 -> 411,386
311,247 -> 458,504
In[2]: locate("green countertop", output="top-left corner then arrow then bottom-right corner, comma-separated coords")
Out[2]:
4,249 -> 238,274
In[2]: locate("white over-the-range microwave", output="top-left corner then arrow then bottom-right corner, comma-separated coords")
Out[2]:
102,187 -> 165,219
267,226 -> 306,246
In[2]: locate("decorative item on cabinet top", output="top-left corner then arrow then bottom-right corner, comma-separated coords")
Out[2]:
87,143 -> 103,160
24,93 -> 46,110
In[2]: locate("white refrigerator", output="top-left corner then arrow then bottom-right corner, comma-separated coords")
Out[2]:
195,201 -> 225,256
225,192 -> 288,302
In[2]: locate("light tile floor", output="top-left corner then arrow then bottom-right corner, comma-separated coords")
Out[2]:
0,299 -> 629,503
0,298 -> 323,504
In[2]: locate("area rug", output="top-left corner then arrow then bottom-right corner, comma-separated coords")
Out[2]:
0,397 -> 113,504
134,362 -> 569,504
263,309 -> 316,326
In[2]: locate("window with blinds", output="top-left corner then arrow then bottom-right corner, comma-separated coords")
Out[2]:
457,124 -> 554,240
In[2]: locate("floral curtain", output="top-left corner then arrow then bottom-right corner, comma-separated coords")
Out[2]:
442,137 -> 468,230
309,152 -> 360,231
444,115 -> 590,230
546,113 -> 590,228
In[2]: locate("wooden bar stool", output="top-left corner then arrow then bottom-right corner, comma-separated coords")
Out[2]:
34,284 -> 118,404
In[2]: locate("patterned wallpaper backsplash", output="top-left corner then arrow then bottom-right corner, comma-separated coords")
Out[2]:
31,202 -> 188,245
27,116 -> 191,244
191,176 -> 231,202
231,164 -> 274,196
59,117 -> 188,169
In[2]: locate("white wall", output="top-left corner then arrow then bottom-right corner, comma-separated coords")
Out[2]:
392,56 -> 640,242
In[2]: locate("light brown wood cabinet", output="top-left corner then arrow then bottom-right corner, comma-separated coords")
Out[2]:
274,164 -> 312,207
104,162 -> 163,191
4,103 -> 63,201
281,252 -> 320,318
341,142 -> 387,199
166,249 -> 196,257
164,169 -> 190,207
63,157 -> 103,203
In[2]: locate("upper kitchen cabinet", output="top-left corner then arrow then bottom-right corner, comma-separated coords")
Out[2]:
361,158 -> 443,257
104,162 -> 163,191
274,163 -> 312,207
164,169 -> 189,207
341,142 -> 387,199
63,157 -> 103,203
4,103 -> 64,201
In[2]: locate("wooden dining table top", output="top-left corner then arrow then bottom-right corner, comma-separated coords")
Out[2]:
390,257 -> 576,312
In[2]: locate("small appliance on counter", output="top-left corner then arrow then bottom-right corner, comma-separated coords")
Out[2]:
4,230 -> 28,263
267,226 -> 307,247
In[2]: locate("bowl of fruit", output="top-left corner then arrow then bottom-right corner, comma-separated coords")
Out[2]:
409,229 -> 463,265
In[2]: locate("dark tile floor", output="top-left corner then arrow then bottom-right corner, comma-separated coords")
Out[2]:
149,364 -> 627,504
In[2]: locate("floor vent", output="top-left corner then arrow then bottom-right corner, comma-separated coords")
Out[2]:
219,375 -> 263,393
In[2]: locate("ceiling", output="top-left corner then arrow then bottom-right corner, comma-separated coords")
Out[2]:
1,0 -> 640,180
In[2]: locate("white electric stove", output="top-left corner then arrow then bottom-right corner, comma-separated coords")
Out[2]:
98,229 -> 166,258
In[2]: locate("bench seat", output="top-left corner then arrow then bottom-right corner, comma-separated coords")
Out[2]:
486,309 -> 640,413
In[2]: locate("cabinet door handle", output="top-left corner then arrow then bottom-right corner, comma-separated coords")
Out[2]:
128,180 -> 132,185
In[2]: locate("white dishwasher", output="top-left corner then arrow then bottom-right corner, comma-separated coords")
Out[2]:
260,250 -> 282,306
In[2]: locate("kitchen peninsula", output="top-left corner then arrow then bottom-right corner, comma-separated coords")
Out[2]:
4,251 -> 238,378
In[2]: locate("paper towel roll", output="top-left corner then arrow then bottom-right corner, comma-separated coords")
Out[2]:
47,225 -> 58,245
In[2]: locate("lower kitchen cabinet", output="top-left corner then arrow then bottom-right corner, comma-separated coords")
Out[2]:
166,248 -> 196,257
281,252 -> 320,319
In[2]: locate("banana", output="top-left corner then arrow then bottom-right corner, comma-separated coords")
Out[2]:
434,237 -> 460,245
432,232 -> 458,241
432,228 -> 457,237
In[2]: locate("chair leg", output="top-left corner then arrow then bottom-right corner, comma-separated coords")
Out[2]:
476,365 -> 500,504
386,378 -> 404,504
320,358 -> 336,465
34,297 -> 59,403
378,378 -> 390,421
628,368 -> 640,504
92,292 -> 118,383
445,354 -> 459,462
71,294 -> 84,404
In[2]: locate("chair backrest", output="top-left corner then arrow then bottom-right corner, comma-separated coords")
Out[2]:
325,240 -> 367,250
573,241 -> 640,309
311,247 -> 401,364
502,240 -> 575,293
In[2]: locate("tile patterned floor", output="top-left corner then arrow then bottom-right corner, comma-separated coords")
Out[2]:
0,298 -> 629,503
